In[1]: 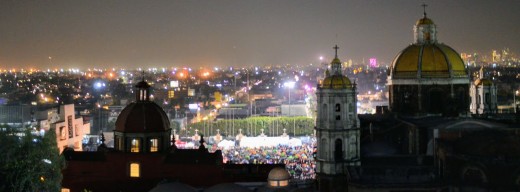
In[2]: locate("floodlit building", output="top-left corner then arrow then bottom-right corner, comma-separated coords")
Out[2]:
36,104 -> 90,152
470,67 -> 498,115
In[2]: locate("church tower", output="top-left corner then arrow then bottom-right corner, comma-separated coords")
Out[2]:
316,45 -> 360,191
470,67 -> 498,115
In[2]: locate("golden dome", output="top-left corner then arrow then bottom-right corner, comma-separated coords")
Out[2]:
416,17 -> 434,25
321,75 -> 352,89
331,58 -> 341,64
390,43 -> 468,79
474,78 -> 493,86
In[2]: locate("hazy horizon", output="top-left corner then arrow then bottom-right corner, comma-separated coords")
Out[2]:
1,0 -> 519,69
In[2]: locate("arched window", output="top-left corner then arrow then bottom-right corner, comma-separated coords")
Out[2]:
131,138 -> 140,153
335,104 -> 341,112
334,139 -> 343,161
149,138 -> 159,152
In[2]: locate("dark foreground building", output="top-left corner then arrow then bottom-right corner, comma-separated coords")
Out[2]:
61,80 -> 284,192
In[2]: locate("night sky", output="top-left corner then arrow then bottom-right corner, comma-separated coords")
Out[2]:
1,0 -> 519,69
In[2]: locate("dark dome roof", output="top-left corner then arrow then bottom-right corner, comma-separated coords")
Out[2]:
115,101 -> 170,133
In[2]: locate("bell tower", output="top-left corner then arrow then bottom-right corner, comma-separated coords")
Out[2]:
316,45 -> 360,191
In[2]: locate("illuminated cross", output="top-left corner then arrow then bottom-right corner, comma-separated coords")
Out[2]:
333,45 -> 339,58
422,3 -> 428,17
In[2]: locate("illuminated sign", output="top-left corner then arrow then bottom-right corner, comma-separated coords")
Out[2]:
369,58 -> 377,67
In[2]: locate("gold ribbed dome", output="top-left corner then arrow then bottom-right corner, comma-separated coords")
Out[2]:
474,78 -> 493,86
390,43 -> 468,79
321,75 -> 352,89
416,17 -> 434,25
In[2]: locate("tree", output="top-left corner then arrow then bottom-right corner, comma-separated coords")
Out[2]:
0,128 -> 64,192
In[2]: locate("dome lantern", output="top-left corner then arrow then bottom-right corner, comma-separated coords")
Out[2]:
319,45 -> 354,89
414,3 -> 437,44
135,77 -> 151,102
330,45 -> 343,75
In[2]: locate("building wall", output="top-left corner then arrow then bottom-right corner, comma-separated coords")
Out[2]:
389,84 -> 469,115
0,105 -> 33,127
40,104 -> 90,152
470,84 -> 498,115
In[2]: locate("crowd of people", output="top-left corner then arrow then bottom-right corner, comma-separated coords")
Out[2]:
218,142 -> 317,181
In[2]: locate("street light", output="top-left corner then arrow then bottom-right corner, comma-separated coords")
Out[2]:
284,81 -> 295,137
515,90 -> 519,113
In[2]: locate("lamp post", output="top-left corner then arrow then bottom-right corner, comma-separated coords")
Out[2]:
284,81 -> 295,137
515,90 -> 519,113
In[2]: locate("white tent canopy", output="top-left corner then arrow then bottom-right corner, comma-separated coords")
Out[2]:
239,137 -> 290,148
288,138 -> 302,147
217,139 -> 235,149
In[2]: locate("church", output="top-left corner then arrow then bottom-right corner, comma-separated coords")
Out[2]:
315,5 -> 520,192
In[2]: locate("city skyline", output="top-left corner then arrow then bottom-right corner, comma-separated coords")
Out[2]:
1,0 -> 519,69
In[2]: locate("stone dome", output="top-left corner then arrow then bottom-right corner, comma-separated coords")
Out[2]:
115,80 -> 170,133
390,43 -> 468,79
115,102 -> 170,133
268,167 -> 291,181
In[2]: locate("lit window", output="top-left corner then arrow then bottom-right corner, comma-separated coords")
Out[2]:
131,139 -> 140,152
61,188 -> 70,192
59,127 -> 66,140
130,163 -> 140,177
150,138 -> 158,152
279,180 -> 288,187
269,180 -> 288,187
